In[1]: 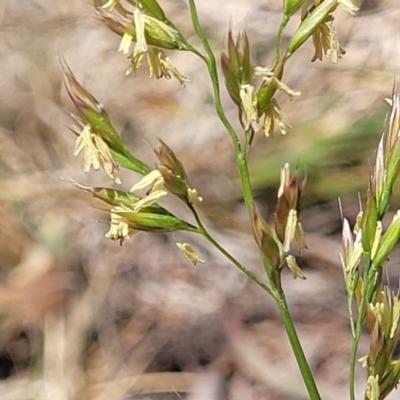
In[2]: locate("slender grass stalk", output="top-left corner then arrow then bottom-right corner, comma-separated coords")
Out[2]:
350,299 -> 367,400
348,294 -> 356,339
349,254 -> 373,400
276,15 -> 290,63
186,2 -> 322,399
186,0 -> 241,153
192,204 -> 321,400
189,205 -> 273,297
277,295 -> 322,400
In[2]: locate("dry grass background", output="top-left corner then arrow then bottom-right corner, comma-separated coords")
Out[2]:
0,0 -> 400,399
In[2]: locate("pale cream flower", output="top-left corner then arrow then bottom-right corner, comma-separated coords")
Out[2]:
176,243 -> 205,266
370,221 -> 382,260
132,190 -> 168,212
294,222 -> 307,253
346,238 -> 363,272
254,66 -> 274,77
105,206 -> 134,244
126,52 -> 144,76
286,255 -> 306,280
370,302 -> 385,325
130,170 -> 164,192
118,32 -> 134,55
117,10 -> 147,68
312,22 -> 344,62
187,188 -> 202,204
358,355 -> 368,368
312,0 -> 358,14
102,0 -> 119,10
390,296 -> 400,339
283,209 -> 298,252
74,124 -> 100,171
111,11 -> 187,84
263,99 -> 292,137
239,84 -> 259,132
133,9 -> 148,56
123,10 -> 178,61
338,0 -> 358,15
74,123 -> 121,184
157,53 -> 189,87
262,76 -> 301,99
124,40 -> 188,86
130,169 -> 167,211
278,162 -> 290,198
365,375 -> 380,400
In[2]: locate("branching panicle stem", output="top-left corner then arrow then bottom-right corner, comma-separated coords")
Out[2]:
187,2 -> 321,399
190,205 -> 273,297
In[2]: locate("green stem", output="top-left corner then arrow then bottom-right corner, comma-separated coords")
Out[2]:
349,254 -> 377,400
347,269 -> 360,340
276,15 -> 290,63
244,128 -> 255,159
277,295 -> 322,400
190,205 -> 273,296
186,0 -> 254,221
348,293 -> 356,338
186,3 -> 321,399
187,0 -> 241,153
237,152 -> 255,217
350,298 -> 367,400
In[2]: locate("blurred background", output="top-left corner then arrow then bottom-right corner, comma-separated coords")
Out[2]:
0,0 -> 399,398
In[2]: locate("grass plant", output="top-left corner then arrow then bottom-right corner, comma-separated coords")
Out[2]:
58,1 -> 400,399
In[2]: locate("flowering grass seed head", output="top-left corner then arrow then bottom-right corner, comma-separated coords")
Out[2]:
377,94 -> 400,216
340,217 -> 363,296
361,183 -> 378,254
380,361 -> 400,399
62,58 -> 151,176
341,218 -> 354,268
154,140 -> 201,204
73,183 -> 178,220
311,21 -> 345,62
274,164 -> 306,252
287,0 -> 358,60
105,204 -> 197,245
221,30 -> 254,108
252,209 -> 281,270
255,61 -> 299,136
374,136 -> 385,209
371,211 -> 400,271
155,140 -> 186,179
220,30 -> 299,137
73,123 -> 122,184
239,84 -> 259,132
361,288 -> 400,399
119,210 -> 195,233
61,57 -> 107,120
287,0 -> 337,59
261,76 -> 301,100
97,2 -> 188,83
